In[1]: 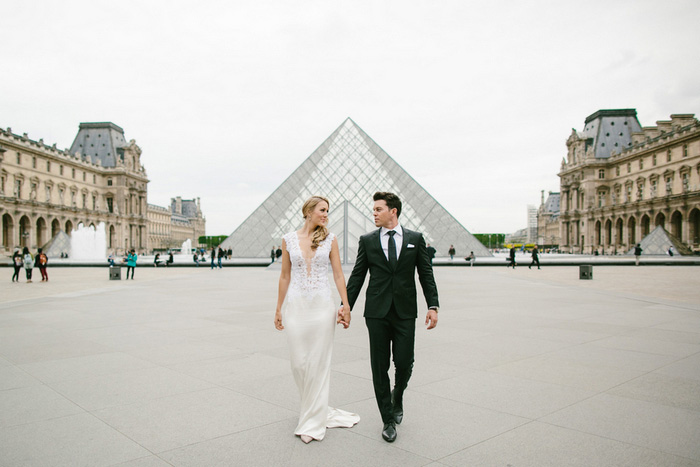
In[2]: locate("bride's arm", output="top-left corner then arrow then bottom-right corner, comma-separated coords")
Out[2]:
275,239 -> 291,330
330,236 -> 351,328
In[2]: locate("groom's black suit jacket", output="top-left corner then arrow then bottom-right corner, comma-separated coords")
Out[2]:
347,227 -> 439,319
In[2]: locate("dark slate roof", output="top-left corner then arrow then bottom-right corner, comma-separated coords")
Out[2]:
69,122 -> 128,168
171,199 -> 200,219
544,192 -> 560,214
581,109 -> 642,159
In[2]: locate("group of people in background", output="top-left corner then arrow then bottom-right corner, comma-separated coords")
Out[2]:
11,247 -> 49,283
209,246 -> 231,269
270,246 -> 283,263
107,250 -> 137,279
507,246 -> 540,269
153,252 -> 175,268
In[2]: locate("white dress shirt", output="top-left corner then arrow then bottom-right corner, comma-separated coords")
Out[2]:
379,225 -> 403,261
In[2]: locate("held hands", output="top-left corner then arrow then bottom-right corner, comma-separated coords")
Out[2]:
274,309 -> 284,330
337,305 -> 351,329
425,308 -> 438,330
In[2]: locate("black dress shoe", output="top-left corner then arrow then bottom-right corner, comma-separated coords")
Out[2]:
382,421 -> 397,442
391,390 -> 404,425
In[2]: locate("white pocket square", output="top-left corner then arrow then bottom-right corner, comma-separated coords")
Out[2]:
407,244 -> 415,248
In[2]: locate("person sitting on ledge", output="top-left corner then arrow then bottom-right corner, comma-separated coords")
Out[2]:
154,253 -> 162,267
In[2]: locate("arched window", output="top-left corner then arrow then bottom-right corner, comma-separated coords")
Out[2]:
671,211 -> 683,239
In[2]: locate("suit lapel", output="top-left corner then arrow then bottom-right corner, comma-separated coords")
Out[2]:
397,228 -> 411,268
370,229 -> 386,264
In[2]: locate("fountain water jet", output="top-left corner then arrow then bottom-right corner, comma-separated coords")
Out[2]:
181,239 -> 192,256
70,222 -> 107,260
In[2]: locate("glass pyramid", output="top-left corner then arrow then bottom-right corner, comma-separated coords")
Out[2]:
221,118 -> 491,262
626,225 -> 692,256
42,231 -> 71,258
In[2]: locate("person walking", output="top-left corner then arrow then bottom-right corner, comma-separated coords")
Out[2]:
11,250 -> 22,282
36,248 -> 49,281
508,247 -> 516,269
126,249 -> 137,279
346,192 -> 439,443
210,247 -> 216,269
275,196 -> 359,444
634,243 -> 643,266
217,247 -> 224,268
426,243 -> 436,265
22,247 -> 34,283
448,245 -> 456,260
276,245 -> 282,262
528,246 -> 540,269
271,246 -> 276,263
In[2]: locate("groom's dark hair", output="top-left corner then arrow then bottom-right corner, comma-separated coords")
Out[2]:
373,192 -> 402,218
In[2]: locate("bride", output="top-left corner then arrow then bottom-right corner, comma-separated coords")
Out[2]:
274,196 -> 360,443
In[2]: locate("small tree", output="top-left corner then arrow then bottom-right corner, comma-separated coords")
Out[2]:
473,233 -> 505,250
198,235 -> 228,249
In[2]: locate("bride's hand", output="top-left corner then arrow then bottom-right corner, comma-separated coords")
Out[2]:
336,306 -> 344,325
337,305 -> 351,329
274,310 -> 284,330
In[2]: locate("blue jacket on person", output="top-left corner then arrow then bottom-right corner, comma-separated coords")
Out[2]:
127,253 -> 138,267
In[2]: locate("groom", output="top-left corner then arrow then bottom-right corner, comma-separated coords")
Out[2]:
346,192 -> 440,443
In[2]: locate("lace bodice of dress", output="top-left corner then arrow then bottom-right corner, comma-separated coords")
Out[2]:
284,231 -> 334,300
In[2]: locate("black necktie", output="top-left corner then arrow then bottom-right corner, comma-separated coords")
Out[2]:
388,231 -> 397,269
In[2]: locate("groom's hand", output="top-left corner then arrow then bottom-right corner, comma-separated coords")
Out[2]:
425,309 -> 438,330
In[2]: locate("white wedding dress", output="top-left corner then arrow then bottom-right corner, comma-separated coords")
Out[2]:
282,231 -> 360,440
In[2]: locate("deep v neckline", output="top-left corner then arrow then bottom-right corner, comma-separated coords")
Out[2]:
294,231 -> 319,276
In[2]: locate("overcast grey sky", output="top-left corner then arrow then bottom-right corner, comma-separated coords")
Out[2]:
3,0 -> 699,235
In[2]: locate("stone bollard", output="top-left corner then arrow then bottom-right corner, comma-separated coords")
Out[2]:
579,265 -> 593,280
109,265 -> 122,280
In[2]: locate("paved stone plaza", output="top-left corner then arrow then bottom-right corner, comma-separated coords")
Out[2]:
1,265 -> 699,466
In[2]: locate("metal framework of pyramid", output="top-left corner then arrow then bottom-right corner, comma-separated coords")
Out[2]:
625,225 -> 693,256
220,118 -> 491,262
42,231 -> 71,258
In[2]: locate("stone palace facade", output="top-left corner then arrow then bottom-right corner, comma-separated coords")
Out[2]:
557,110 -> 700,254
0,122 -> 205,256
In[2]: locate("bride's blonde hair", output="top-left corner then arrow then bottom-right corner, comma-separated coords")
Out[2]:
302,196 -> 330,250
